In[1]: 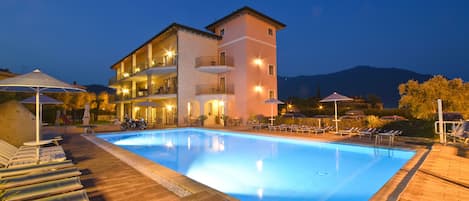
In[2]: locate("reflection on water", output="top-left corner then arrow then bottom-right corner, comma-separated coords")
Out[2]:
99,129 -> 414,201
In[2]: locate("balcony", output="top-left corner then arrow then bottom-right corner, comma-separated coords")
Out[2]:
196,84 -> 234,95
195,56 -> 234,74
108,77 -> 118,87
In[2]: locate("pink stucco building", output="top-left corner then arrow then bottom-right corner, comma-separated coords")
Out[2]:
109,6 -> 285,126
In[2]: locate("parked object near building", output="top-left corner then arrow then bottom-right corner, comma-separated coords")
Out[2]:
109,7 -> 285,127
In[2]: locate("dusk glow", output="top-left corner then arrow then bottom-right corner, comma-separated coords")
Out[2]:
1,0 -> 468,85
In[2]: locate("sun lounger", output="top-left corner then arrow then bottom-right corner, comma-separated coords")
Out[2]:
375,130 -> 402,146
35,189 -> 89,201
0,160 -> 74,178
0,176 -> 83,201
0,140 -> 66,167
357,128 -> 377,139
0,167 -> 81,190
336,127 -> 358,136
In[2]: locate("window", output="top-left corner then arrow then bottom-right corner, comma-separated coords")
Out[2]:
268,64 -> 274,75
268,28 -> 273,36
220,29 -> 224,36
269,90 -> 275,99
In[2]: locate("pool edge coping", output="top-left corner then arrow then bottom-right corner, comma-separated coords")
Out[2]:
86,128 -> 426,201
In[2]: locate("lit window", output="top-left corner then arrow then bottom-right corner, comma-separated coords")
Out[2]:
268,64 -> 274,75
220,29 -> 224,36
269,90 -> 274,99
268,28 -> 273,36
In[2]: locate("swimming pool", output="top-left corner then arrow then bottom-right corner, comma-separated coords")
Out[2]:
97,128 -> 415,201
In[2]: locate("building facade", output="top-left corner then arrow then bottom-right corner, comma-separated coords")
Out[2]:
109,7 -> 285,126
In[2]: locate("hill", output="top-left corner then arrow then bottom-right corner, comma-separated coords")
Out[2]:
84,84 -> 116,94
278,66 -> 432,107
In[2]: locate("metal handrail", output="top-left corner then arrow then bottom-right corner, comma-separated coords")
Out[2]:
195,84 -> 234,95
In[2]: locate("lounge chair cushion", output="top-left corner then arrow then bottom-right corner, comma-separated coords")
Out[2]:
0,167 -> 81,190
0,177 -> 83,201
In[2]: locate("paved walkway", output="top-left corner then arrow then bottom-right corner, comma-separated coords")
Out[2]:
398,144 -> 469,201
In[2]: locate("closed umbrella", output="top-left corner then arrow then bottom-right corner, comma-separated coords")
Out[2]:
264,98 -> 284,125
21,94 -> 63,126
320,92 -> 353,133
82,103 -> 90,126
0,69 -> 85,145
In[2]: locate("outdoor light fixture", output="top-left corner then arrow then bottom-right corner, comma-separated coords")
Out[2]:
122,88 -> 130,94
135,67 -> 140,72
254,58 -> 263,66
254,85 -> 263,92
123,72 -> 130,77
165,50 -> 175,58
319,105 -> 324,109
166,104 -> 173,111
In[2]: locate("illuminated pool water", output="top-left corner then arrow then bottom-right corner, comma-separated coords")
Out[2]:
97,128 -> 415,201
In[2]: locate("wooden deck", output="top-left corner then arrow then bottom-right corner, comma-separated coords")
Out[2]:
61,134 -> 180,201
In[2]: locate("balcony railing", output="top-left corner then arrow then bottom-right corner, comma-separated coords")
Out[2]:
152,85 -> 177,95
195,84 -> 234,95
108,77 -> 118,86
195,56 -> 234,67
150,56 -> 177,68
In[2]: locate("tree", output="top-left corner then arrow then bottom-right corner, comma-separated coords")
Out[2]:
399,75 -> 469,119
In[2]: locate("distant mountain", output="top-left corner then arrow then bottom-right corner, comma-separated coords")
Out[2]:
278,66 -> 433,107
84,84 -> 116,94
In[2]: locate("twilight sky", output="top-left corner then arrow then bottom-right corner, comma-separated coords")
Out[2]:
1,0 -> 468,85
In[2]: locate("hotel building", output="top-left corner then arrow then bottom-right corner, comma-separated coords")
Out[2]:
109,7 -> 285,126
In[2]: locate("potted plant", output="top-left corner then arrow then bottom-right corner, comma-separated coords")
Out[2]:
198,115 -> 208,127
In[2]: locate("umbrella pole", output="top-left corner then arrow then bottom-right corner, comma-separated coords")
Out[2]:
35,88 -> 40,143
335,100 -> 338,133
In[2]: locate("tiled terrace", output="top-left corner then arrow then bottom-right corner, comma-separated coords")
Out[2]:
44,126 -> 469,201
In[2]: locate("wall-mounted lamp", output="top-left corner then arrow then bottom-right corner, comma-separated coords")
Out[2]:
254,85 -> 263,92
254,58 -> 263,66
123,73 -> 130,77
165,50 -> 175,58
122,88 -> 130,95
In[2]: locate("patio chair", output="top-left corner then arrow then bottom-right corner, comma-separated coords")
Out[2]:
0,160 -> 74,178
35,189 -> 90,201
0,167 -> 81,190
0,176 -> 83,201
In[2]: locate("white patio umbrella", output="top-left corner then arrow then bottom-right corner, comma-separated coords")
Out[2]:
21,94 -> 63,126
135,101 -> 160,123
320,92 -> 353,133
264,98 -> 284,125
0,69 -> 85,145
